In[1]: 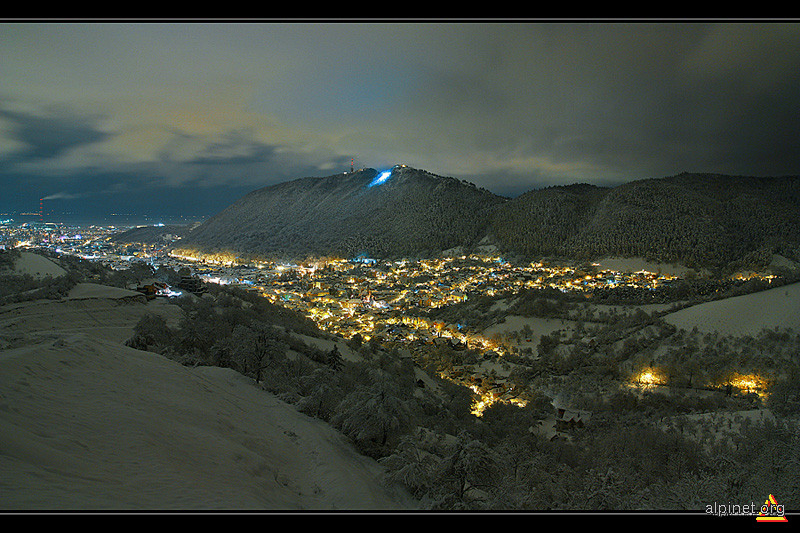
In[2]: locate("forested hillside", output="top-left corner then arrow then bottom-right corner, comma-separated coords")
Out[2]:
489,183 -> 608,258
491,173 -> 800,274
178,167 -> 505,260
179,168 -> 800,275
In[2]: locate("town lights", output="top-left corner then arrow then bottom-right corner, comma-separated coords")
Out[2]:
635,368 -> 665,387
469,385 -> 495,417
728,373 -> 769,398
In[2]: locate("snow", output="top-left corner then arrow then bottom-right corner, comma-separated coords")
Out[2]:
67,282 -> 147,301
594,256 -> 693,276
586,302 -> 681,315
769,254 -> 799,270
441,246 -> 465,257
0,287 -> 417,510
10,251 -> 67,279
663,281 -> 800,335
290,332 -> 362,363
1,296 -> 183,346
483,315 -> 574,349
489,299 -> 511,312
413,367 -> 443,396
485,315 -> 573,337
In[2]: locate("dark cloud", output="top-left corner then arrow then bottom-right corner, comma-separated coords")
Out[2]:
0,105 -> 110,163
0,105 -> 355,218
2,21 -> 800,219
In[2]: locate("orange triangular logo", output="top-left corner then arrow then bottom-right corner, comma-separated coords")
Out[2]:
757,494 -> 788,523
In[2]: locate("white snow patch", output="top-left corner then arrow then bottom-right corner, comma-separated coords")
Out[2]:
413,367 -> 444,396
67,282 -> 146,301
770,254 -> 799,270
290,333 -> 362,363
594,256 -> 693,276
483,315 -> 574,349
441,246 -> 465,257
10,251 -> 66,279
663,282 -> 800,335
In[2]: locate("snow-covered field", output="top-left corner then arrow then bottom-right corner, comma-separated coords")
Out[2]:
0,284 -> 417,510
593,256 -> 693,276
1,285 -> 181,346
663,281 -> 800,336
67,282 -> 145,301
483,315 -> 575,350
7,251 -> 67,279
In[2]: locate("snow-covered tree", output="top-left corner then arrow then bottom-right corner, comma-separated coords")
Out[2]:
229,323 -> 287,383
127,313 -> 173,352
379,434 -> 441,498
327,344 -> 343,372
331,368 -> 413,454
295,367 -> 343,421
434,430 -> 498,506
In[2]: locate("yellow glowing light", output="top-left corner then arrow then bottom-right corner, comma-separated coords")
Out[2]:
636,369 -> 665,386
470,391 -> 495,417
728,373 -> 769,398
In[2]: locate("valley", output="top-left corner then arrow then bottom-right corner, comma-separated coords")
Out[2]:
5,19 -> 800,514
3,166 -> 800,511
163,249 -> 798,423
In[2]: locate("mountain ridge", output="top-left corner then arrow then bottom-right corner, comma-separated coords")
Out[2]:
176,167 -> 800,274
180,166 -> 506,260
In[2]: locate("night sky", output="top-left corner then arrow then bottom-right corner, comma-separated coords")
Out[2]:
2,20 -> 800,221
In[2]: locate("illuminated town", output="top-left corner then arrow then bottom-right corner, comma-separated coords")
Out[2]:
166,249 -> 689,415
5,21 -> 800,513
0,219 -> 778,415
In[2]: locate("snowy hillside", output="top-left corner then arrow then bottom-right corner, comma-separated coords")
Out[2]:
663,281 -> 800,335
178,166 -> 503,259
0,286 -> 417,510
8,251 -> 66,279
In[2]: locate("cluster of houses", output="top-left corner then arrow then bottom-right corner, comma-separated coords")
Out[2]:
130,275 -> 205,299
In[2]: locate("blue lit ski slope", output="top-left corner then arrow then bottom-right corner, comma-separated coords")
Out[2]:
368,168 -> 394,188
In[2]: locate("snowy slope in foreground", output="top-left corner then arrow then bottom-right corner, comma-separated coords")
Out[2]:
663,281 -> 800,336
0,295 -> 416,511
10,251 -> 67,279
